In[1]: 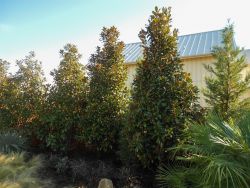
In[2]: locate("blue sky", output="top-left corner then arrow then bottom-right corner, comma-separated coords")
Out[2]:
1,0 -> 250,80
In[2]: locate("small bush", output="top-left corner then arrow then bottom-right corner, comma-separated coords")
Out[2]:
55,156 -> 70,174
70,159 -> 89,182
0,131 -> 26,154
118,167 -> 142,188
49,155 -> 141,187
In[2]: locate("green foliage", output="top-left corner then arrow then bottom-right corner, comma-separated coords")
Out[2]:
122,7 -> 202,168
42,44 -> 88,152
204,24 -> 250,121
84,26 -> 129,152
0,152 -> 50,188
0,52 -> 46,136
158,114 -> 250,188
0,131 -> 26,154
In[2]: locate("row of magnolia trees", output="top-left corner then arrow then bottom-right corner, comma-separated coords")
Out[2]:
1,6 -> 250,173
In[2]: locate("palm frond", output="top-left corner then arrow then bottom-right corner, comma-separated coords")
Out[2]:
157,113 -> 250,188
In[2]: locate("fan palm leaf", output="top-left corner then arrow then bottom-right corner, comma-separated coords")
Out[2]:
157,114 -> 250,188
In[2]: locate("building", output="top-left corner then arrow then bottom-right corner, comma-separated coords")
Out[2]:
123,29 -> 250,106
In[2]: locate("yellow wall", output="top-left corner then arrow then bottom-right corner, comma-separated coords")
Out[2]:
182,56 -> 214,105
241,65 -> 250,100
125,56 -> 250,106
126,63 -> 138,87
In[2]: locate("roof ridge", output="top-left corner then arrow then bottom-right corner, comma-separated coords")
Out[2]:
125,29 -> 223,46
125,42 -> 141,45
178,29 -> 223,37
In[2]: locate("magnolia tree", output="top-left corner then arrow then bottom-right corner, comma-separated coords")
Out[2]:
122,7 -> 202,168
0,52 -> 46,134
84,26 -> 129,152
42,44 -> 88,152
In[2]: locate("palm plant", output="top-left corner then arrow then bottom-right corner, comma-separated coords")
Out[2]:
0,131 -> 26,154
156,114 -> 250,188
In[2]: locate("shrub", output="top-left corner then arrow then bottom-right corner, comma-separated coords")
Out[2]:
46,154 -> 143,187
0,131 -> 26,154
70,159 -> 89,182
118,167 -> 142,188
55,156 -> 70,175
156,114 -> 250,188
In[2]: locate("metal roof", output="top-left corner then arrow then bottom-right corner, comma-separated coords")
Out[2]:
123,29 -> 224,63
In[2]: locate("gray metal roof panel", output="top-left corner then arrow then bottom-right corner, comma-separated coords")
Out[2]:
124,29 -> 224,63
123,42 -> 143,63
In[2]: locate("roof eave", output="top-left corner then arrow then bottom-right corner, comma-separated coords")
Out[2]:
125,61 -> 138,65
180,54 -> 213,60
